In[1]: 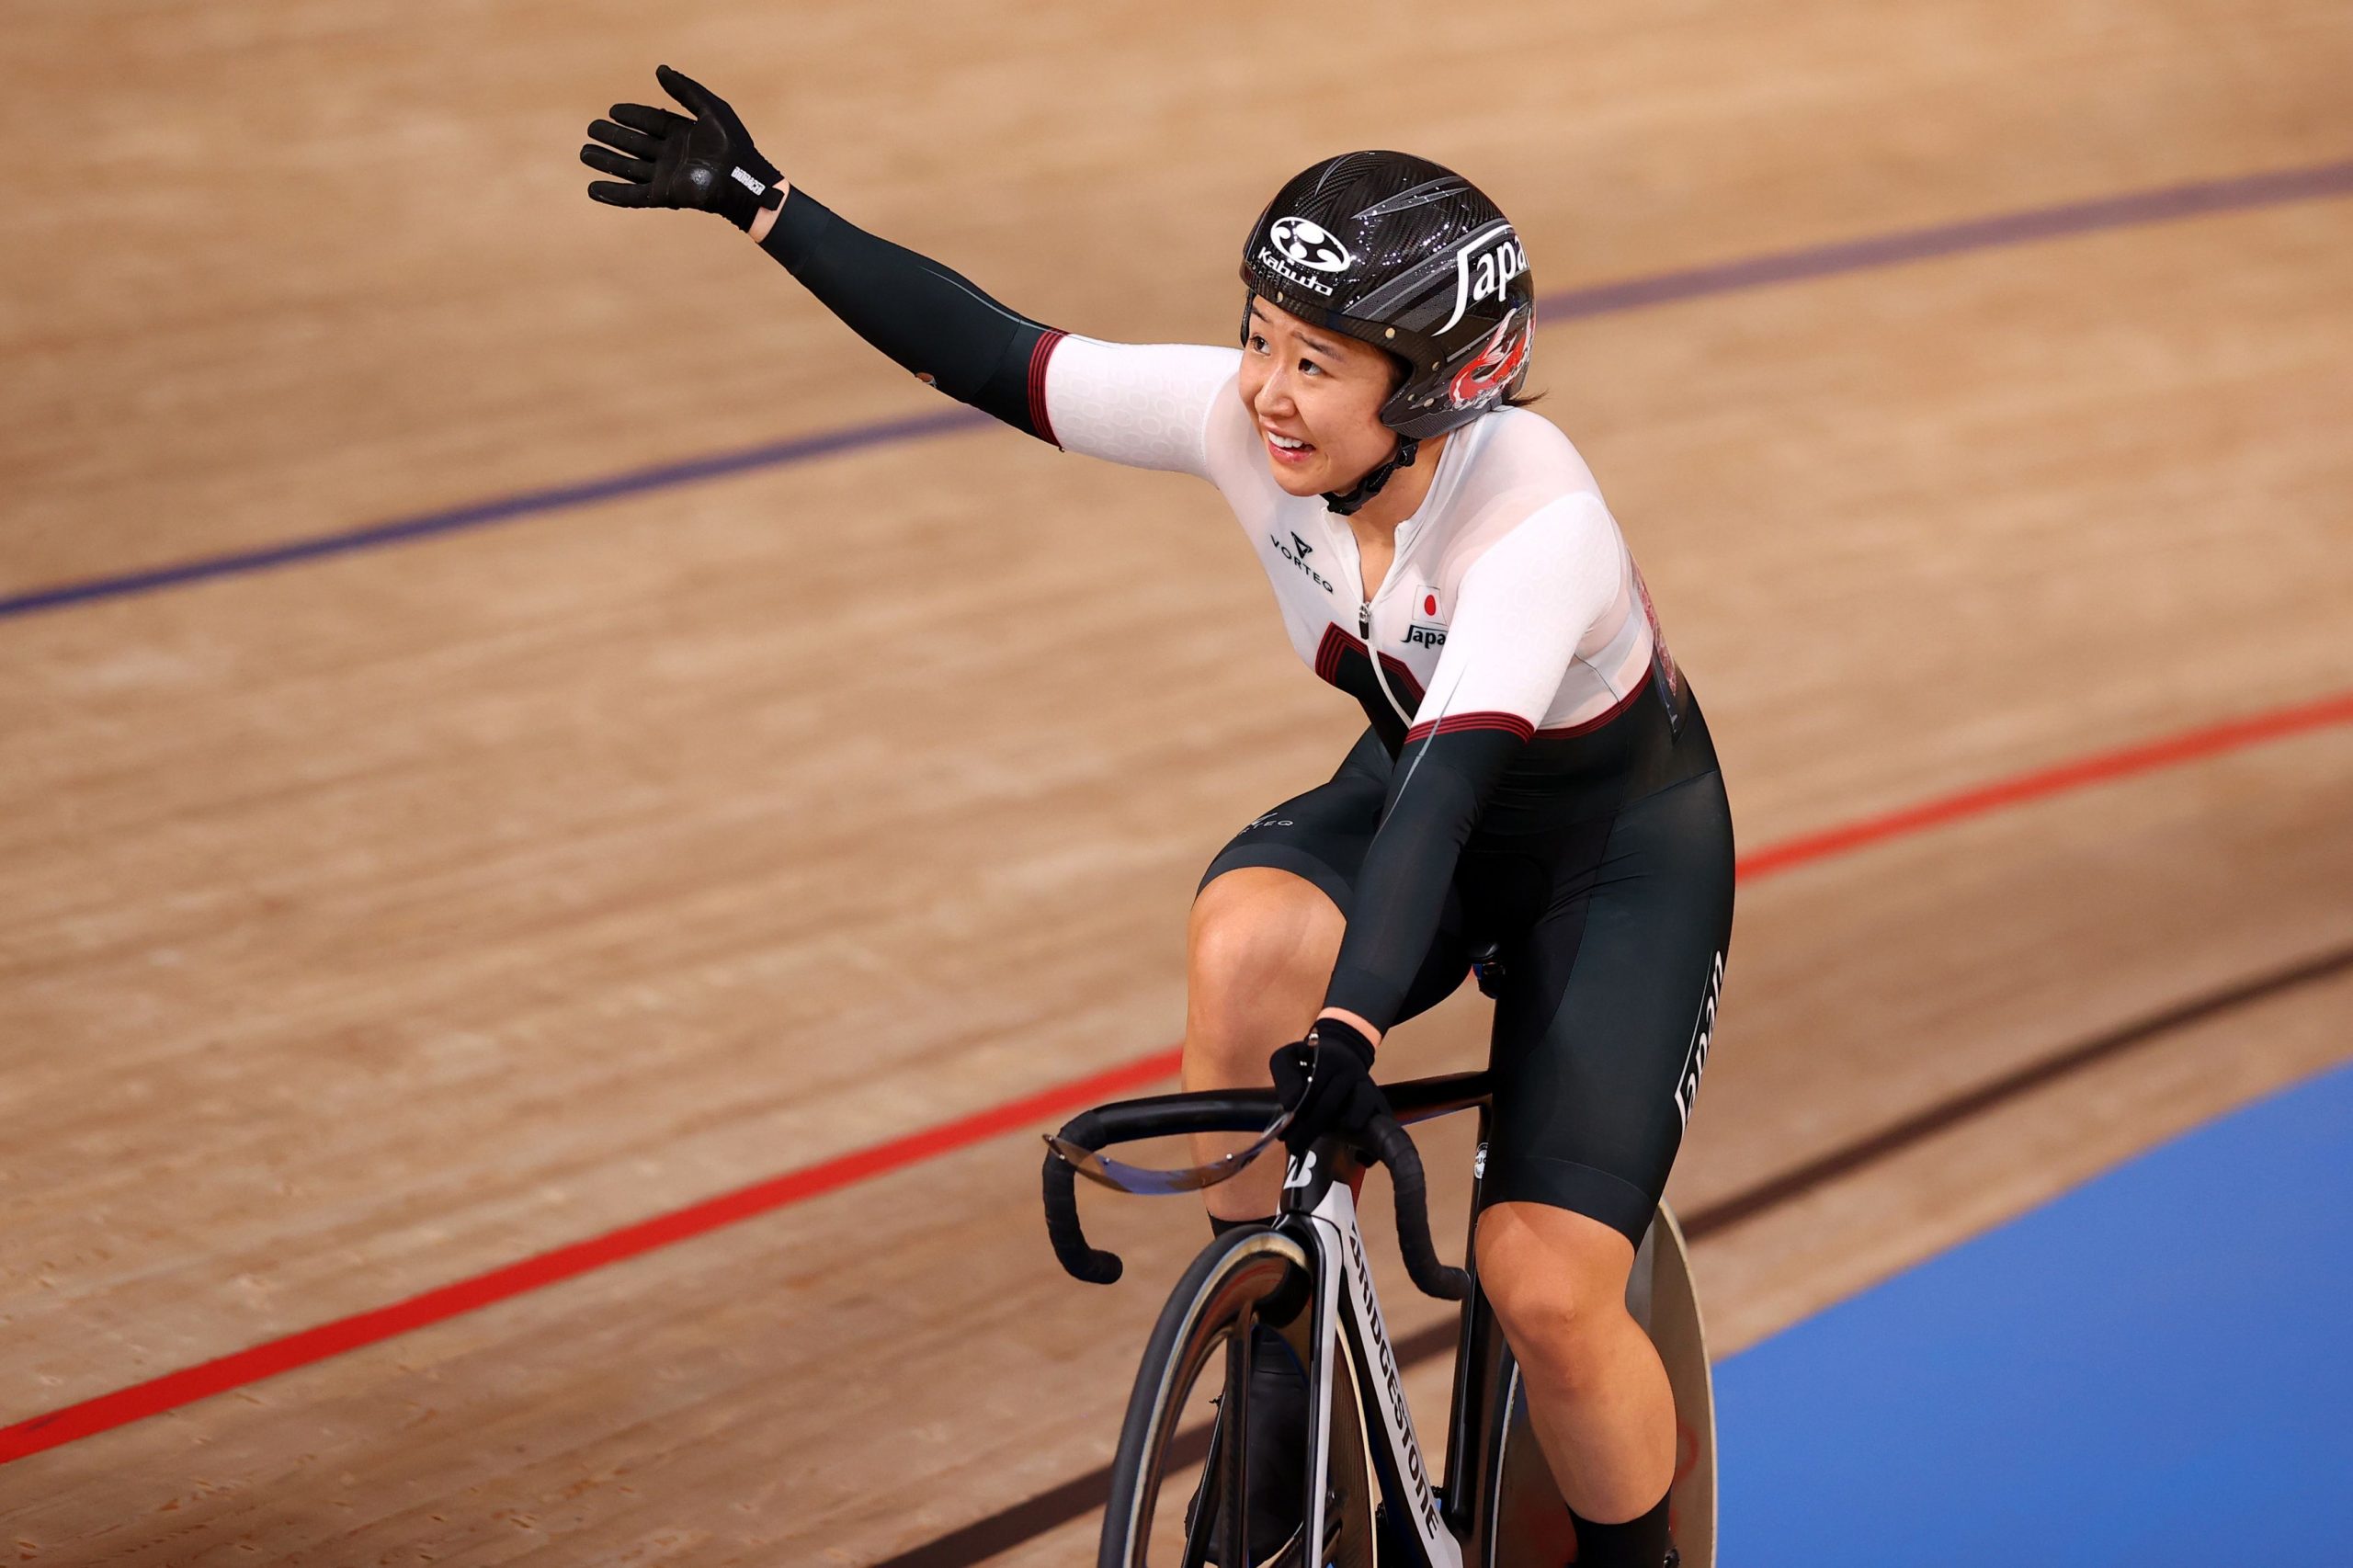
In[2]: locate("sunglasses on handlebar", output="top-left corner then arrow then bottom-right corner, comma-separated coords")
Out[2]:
1043,1040 -> 1325,1195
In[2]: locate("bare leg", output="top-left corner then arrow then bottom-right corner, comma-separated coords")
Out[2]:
1182,868 -> 1345,1221
1476,1201 -> 1677,1524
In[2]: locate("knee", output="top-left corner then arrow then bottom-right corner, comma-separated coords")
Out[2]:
1184,872 -> 1339,1073
1187,871 -> 1339,1002
1474,1203 -> 1634,1378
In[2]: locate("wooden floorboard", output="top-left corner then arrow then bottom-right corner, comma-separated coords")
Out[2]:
2,0 -> 2348,1558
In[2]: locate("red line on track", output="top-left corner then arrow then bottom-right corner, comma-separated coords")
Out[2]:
0,1050 -> 1182,1466
5,688 -> 2349,1466
1737,689 -> 2353,878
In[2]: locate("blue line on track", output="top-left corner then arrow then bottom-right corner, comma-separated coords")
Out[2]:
1714,1058 -> 2353,1566
7,159 -> 2349,625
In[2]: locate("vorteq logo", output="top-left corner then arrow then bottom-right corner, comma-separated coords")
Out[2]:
1267,215 -> 1355,273
1269,530 -> 1336,594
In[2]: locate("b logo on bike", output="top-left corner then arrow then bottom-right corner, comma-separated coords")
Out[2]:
1671,951 -> 1725,1128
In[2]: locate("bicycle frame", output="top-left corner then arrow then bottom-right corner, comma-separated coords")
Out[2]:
1281,1138 -> 1467,1568
1263,1066 -> 1516,1568
1045,1069 -> 1709,1568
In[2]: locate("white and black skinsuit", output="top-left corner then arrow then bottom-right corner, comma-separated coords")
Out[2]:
759,187 -> 1733,1244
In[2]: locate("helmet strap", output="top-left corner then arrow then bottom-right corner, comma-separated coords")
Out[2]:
1322,436 -> 1420,517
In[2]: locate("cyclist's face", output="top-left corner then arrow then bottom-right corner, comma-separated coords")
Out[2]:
1238,298 -> 1403,498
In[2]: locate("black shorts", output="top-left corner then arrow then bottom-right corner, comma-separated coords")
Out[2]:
1199,730 -> 1734,1245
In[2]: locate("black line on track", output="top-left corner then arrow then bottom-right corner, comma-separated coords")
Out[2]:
1673,940 -> 2353,1239
868,939 -> 2353,1567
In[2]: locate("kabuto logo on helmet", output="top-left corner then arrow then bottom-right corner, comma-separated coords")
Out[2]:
1436,222 -> 1529,334
1267,215 -> 1355,273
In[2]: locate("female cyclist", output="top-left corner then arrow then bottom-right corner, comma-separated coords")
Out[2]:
583,66 -> 1733,1568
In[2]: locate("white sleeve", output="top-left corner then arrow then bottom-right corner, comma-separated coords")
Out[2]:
1040,336 -> 1241,479
1409,494 -> 1623,738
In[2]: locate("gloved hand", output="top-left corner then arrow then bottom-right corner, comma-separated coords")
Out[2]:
1268,1017 -> 1390,1159
580,65 -> 784,231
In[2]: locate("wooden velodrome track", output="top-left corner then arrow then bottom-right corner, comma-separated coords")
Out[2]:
5,0 -> 2350,1560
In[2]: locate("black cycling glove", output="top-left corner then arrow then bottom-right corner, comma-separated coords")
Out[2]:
1269,1017 -> 1389,1159
580,65 -> 783,232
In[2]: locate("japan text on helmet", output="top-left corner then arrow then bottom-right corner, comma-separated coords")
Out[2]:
1240,151 -> 1534,442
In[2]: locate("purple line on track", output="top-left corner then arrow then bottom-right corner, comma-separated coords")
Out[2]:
0,409 -> 986,619
5,158 -> 2347,624
1542,159 -> 2353,318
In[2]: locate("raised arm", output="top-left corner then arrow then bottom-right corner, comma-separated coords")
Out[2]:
582,66 -> 1235,468
756,186 -> 1063,442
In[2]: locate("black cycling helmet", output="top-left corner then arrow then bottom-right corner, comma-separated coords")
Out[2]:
1240,151 -> 1535,444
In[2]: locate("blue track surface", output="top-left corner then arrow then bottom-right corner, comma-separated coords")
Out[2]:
1717,1060 -> 2353,1566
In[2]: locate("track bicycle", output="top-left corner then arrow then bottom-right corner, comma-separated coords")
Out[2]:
1042,1062 -> 1716,1568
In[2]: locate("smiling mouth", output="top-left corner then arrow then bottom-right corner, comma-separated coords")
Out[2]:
1264,429 -> 1316,464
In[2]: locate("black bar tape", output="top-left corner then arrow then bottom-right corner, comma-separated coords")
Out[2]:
1368,1115 -> 1471,1301
1041,1142 -> 1123,1285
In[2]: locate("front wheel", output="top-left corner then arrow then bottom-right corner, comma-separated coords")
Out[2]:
1097,1225 -> 1380,1568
